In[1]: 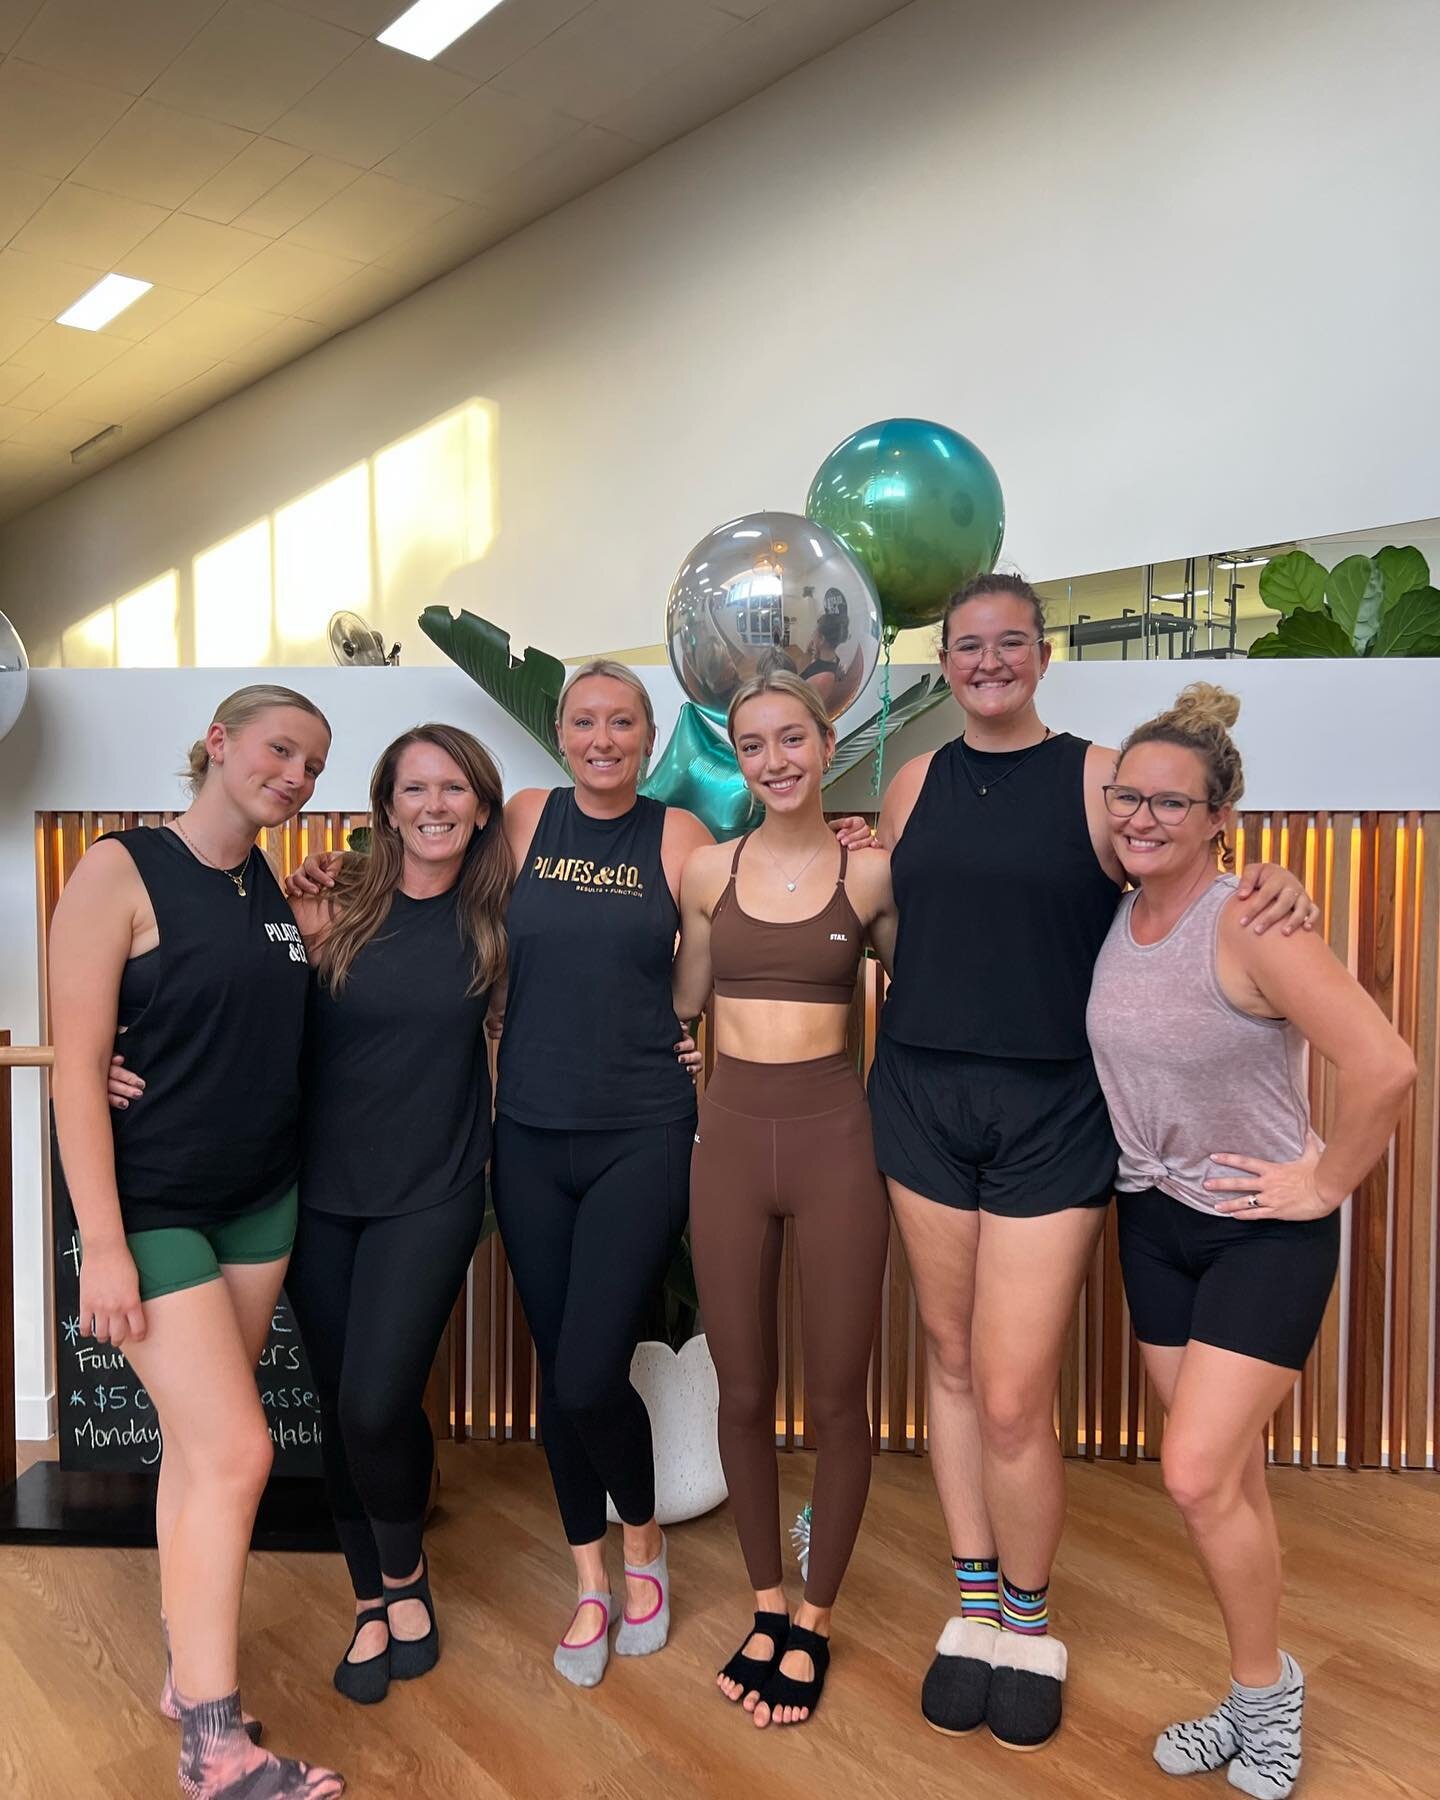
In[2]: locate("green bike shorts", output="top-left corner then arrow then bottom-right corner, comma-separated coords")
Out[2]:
122,1186 -> 298,1302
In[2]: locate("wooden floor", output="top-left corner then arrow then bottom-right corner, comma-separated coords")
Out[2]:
2,1442 -> 1437,1799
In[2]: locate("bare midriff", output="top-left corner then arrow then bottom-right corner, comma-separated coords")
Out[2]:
711,995 -> 851,1064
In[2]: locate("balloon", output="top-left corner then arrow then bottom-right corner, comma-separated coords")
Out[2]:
640,702 -> 757,840
665,512 -> 882,725
0,611 -> 28,744
805,419 -> 1005,634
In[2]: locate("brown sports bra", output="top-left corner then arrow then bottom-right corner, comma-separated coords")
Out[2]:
709,834 -> 864,1006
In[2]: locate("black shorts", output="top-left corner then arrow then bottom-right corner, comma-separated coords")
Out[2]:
867,1034 -> 1118,1218
1118,1186 -> 1340,1371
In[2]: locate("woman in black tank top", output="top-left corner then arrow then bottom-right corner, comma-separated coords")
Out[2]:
50,685 -> 343,1800
491,662 -> 712,1690
830,575 -> 1317,1752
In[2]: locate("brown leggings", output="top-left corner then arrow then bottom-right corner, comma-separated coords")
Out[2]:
691,1053 -> 890,1609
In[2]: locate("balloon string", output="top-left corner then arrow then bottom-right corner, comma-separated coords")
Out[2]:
871,629 -> 897,800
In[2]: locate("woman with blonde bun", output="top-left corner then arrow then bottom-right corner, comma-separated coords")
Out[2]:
1087,684 -> 1414,1799
52,685 -> 344,1800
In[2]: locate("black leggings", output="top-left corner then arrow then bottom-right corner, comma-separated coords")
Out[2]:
285,1183 -> 484,1598
491,1114 -> 693,1545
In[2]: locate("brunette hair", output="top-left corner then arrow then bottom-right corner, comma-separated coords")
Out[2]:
940,572 -> 1046,648
315,724 -> 510,997
184,684 -> 330,796
726,669 -> 834,746
1118,683 -> 1244,868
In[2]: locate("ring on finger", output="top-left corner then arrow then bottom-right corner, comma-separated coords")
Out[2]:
1245,1195 -> 1260,1208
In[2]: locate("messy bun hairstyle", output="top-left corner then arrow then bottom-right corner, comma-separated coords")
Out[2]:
1118,683 -> 1244,867
184,684 -> 331,797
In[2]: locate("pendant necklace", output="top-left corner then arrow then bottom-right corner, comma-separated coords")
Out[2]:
756,832 -> 827,893
171,819 -> 249,897
957,728 -> 1052,798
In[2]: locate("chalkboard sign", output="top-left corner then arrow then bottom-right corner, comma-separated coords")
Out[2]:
53,1194 -> 323,1478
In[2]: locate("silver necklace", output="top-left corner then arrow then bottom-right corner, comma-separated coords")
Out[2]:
756,832 -> 828,893
170,819 -> 248,897
957,727 -> 1052,797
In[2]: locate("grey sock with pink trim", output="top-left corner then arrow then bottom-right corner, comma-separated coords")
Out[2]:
553,1590 -> 613,1688
615,1532 -> 669,1657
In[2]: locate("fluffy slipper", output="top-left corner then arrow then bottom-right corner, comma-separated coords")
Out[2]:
921,1616 -> 997,1736
985,1632 -> 1067,1752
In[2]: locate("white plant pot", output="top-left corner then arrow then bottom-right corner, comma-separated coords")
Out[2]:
606,1333 -> 726,1526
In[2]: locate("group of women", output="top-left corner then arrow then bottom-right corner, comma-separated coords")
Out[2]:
51,573 -> 1413,1800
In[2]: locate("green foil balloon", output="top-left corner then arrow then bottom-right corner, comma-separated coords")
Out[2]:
806,418 -> 1005,634
640,701 -> 758,841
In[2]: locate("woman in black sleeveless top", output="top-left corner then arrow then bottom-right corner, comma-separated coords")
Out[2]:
832,575 -> 1315,1753
50,685 -> 343,1800
494,660 -> 711,1690
280,725 -> 511,1708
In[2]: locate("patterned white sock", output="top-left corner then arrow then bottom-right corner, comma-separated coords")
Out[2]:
1154,1695 -> 1243,1775
1227,1654 -> 1304,1800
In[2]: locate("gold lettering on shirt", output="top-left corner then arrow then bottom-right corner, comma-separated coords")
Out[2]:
529,855 -> 644,896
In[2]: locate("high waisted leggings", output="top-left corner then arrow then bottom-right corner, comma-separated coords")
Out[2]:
285,1182 -> 484,1598
491,1114 -> 693,1546
690,1053 -> 890,1609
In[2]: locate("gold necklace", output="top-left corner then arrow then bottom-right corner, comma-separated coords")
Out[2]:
171,819 -> 249,897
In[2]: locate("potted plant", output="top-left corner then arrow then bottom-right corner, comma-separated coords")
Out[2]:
1248,545 -> 1440,657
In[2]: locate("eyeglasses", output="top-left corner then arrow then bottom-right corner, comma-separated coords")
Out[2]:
1103,785 -> 1210,823
943,633 -> 1041,666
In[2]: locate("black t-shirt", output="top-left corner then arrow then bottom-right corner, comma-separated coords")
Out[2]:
883,734 -> 1122,1059
299,887 -> 492,1217
101,826 -> 309,1232
496,789 -> 696,1130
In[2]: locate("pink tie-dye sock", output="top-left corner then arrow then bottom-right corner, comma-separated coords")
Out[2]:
175,1690 -> 345,1799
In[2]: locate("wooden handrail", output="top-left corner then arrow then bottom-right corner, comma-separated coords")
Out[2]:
0,1045 -> 53,1069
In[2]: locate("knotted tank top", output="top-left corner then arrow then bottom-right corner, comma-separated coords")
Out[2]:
1086,875 -> 1312,1214
709,835 -> 862,1005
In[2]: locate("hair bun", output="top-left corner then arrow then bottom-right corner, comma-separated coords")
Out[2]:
1164,682 -> 1240,733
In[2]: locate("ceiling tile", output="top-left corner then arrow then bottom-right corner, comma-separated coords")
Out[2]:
0,247 -> 103,318
7,406 -> 108,450
5,318 -> 131,382
0,1 -> 44,54
269,39 -> 474,166
0,363 -> 41,405
284,170 -> 455,261
433,0 -> 593,84
94,280 -> 196,341
481,122 -> 646,219
122,214 -> 271,292
210,237 -> 364,310
61,340 -> 219,416
181,136 -> 310,224
272,0 -> 397,29
146,0 -> 363,133
14,0 -> 226,96
140,294 -> 286,359
0,403 -> 42,439
377,84 -> 582,202
0,171 -> 57,246
11,184 -> 170,268
70,102 -> 256,211
224,310 -> 332,371
294,256 -> 418,327
491,0 -> 738,125
0,312 -> 46,360
373,199 -> 495,275
233,154 -> 362,236
0,58 -> 133,179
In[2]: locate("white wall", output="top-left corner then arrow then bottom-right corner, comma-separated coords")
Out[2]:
3,0 -> 1439,671
6,657 -> 1440,1433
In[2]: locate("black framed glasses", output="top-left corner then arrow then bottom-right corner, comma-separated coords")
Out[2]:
1103,785 -> 1210,823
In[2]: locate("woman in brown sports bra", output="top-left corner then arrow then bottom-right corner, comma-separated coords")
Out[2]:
673,670 -> 897,1732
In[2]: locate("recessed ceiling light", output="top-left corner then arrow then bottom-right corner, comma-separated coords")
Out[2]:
57,274 -> 152,332
378,0 -> 507,60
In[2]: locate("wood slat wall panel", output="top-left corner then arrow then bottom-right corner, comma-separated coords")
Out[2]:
28,810 -> 1440,1472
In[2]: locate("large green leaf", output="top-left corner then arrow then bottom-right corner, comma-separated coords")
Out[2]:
1245,631 -> 1284,658
823,672 -> 950,787
1250,610 -> 1357,658
1259,550 -> 1326,615
417,606 -> 568,766
1324,555 -> 1380,648
1372,585 -> 1440,657
1375,544 -> 1430,613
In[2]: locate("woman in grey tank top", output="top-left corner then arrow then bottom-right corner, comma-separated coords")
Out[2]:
1086,684 -> 1413,1800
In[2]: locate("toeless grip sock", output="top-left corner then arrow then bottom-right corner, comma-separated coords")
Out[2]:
999,1573 -> 1049,1636
160,1617 -> 262,1744
922,1616 -> 998,1736
1154,1698 -> 1243,1775
952,1556 -> 1001,1628
553,1591 -> 612,1689
383,1555 -> 438,1682
615,1532 -> 669,1657
1226,1655 -> 1305,1800
176,1690 -> 344,1798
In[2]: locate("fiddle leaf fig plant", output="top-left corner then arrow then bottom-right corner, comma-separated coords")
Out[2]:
1248,546 -> 1440,658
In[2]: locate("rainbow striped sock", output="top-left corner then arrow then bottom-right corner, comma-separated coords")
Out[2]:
952,1555 -> 1001,1627
1000,1573 -> 1049,1635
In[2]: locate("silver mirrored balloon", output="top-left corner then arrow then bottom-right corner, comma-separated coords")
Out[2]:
666,512 -> 882,724
0,610 -> 28,744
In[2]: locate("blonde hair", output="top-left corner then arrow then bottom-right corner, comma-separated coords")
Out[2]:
1119,682 -> 1244,867
556,660 -> 655,737
315,724 -> 510,998
185,684 -> 331,797
726,669 -> 834,746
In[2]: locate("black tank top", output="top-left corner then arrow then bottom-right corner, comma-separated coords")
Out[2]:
104,826 -> 309,1232
883,733 -> 1120,1059
496,789 -> 695,1130
300,888 -> 492,1217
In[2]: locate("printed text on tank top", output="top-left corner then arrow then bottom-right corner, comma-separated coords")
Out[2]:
710,834 -> 863,1006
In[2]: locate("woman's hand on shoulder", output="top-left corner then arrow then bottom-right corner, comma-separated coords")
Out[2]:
285,849 -> 342,898
830,815 -> 879,851
1235,861 -> 1318,935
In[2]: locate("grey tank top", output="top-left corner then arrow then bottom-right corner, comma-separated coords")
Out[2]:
1086,875 -> 1311,1214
